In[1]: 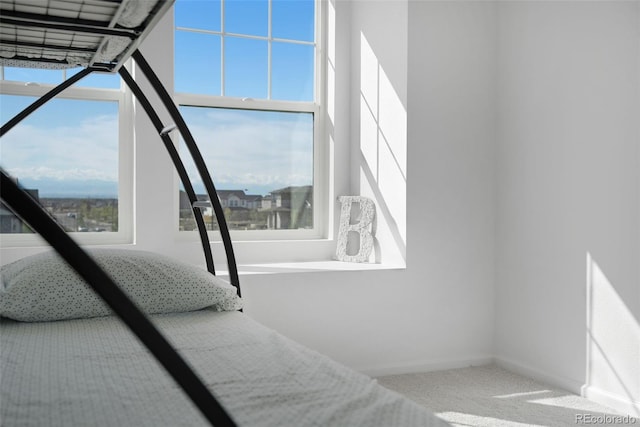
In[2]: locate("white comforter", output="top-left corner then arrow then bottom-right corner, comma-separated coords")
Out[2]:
1,310 -> 448,426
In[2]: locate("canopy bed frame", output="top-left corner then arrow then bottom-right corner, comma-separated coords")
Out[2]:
0,1 -> 448,426
1,1 -> 238,424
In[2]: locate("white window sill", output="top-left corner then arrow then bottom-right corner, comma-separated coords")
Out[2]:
218,260 -> 406,277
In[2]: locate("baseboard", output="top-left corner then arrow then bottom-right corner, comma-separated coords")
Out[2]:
361,355 -> 640,417
582,385 -> 640,418
496,357 -> 640,418
357,355 -> 494,378
494,356 -> 584,395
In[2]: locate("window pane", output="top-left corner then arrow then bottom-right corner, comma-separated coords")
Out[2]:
178,106 -> 313,231
175,31 -> 221,95
3,67 -> 63,85
225,0 -> 268,36
68,68 -> 121,89
224,37 -> 267,99
0,95 -> 119,233
272,0 -> 315,41
272,42 -> 314,102
176,0 -> 221,31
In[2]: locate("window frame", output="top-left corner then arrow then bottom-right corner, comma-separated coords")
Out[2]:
173,0 -> 327,242
0,73 -> 134,246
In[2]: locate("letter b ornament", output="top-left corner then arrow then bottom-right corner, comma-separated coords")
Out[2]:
335,196 -> 375,262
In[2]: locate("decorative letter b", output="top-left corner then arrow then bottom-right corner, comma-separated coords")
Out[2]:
335,196 -> 375,262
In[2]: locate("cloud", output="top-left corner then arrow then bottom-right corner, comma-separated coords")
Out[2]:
1,100 -> 314,197
179,106 -> 314,192
1,113 -> 118,186
5,166 -> 115,182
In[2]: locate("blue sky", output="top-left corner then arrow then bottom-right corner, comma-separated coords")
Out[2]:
0,0 -> 315,198
175,0 -> 314,100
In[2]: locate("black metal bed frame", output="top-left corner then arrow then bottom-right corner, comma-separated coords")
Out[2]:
0,49 -> 240,426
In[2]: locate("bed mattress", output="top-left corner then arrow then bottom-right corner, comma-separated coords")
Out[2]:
0,310 -> 448,426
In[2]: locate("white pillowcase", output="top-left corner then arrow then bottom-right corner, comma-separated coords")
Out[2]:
0,249 -> 242,322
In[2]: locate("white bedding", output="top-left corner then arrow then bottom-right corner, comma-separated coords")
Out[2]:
0,310 -> 448,427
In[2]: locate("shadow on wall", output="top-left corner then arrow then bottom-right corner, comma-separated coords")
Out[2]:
356,30 -> 407,265
584,253 -> 640,417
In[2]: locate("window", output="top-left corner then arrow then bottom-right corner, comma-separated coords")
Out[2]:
174,0 -> 322,237
0,69 -> 132,244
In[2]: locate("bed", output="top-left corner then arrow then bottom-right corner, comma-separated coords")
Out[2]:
0,1 -> 449,426
0,250 -> 447,427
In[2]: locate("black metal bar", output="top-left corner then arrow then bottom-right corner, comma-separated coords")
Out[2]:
0,171 -> 237,427
0,16 -> 138,39
132,49 -> 241,297
0,55 -> 83,68
0,39 -> 97,53
0,9 -> 125,30
118,67 -> 216,274
0,68 -> 93,138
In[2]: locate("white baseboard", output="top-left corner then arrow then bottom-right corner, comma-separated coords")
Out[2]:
496,357 -> 640,418
357,355 -> 494,378
360,354 -> 640,418
582,385 -> 640,418
494,356 -> 584,395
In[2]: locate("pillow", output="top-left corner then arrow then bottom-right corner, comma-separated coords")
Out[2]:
0,249 -> 242,322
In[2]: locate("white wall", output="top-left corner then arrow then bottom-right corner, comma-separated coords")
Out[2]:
405,0 -> 639,415
252,0 -> 640,415
244,0 -> 496,375
349,0 -> 408,265
494,1 -> 640,415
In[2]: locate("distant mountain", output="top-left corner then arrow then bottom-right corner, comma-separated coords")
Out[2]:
19,178 -> 310,199
16,179 -> 118,198
189,183 -> 306,198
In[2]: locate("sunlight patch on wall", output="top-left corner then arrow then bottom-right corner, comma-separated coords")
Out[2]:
585,252 -> 640,416
358,32 -> 407,256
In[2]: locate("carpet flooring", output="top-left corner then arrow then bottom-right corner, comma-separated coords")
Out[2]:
376,364 -> 636,427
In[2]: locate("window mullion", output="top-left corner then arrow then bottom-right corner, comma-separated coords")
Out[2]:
267,0 -> 272,100
220,0 -> 225,96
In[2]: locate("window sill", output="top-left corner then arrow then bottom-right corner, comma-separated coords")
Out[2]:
172,238 -> 406,275
219,260 -> 406,277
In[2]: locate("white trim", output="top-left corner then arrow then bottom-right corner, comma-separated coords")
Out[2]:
0,80 -> 122,101
494,356 -> 584,395
118,65 -> 134,244
175,93 -> 316,113
267,0 -> 273,100
359,356 -> 494,378
175,228 -> 322,243
175,28 -> 316,47
316,0 -> 329,240
220,0 -> 226,96
581,385 -> 640,418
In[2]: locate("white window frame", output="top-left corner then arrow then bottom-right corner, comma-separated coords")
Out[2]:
0,73 -> 134,246
173,0 -> 327,242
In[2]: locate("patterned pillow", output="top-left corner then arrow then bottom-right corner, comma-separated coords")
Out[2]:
0,249 -> 242,322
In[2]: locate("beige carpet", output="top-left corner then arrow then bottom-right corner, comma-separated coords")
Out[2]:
377,364 -> 636,427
